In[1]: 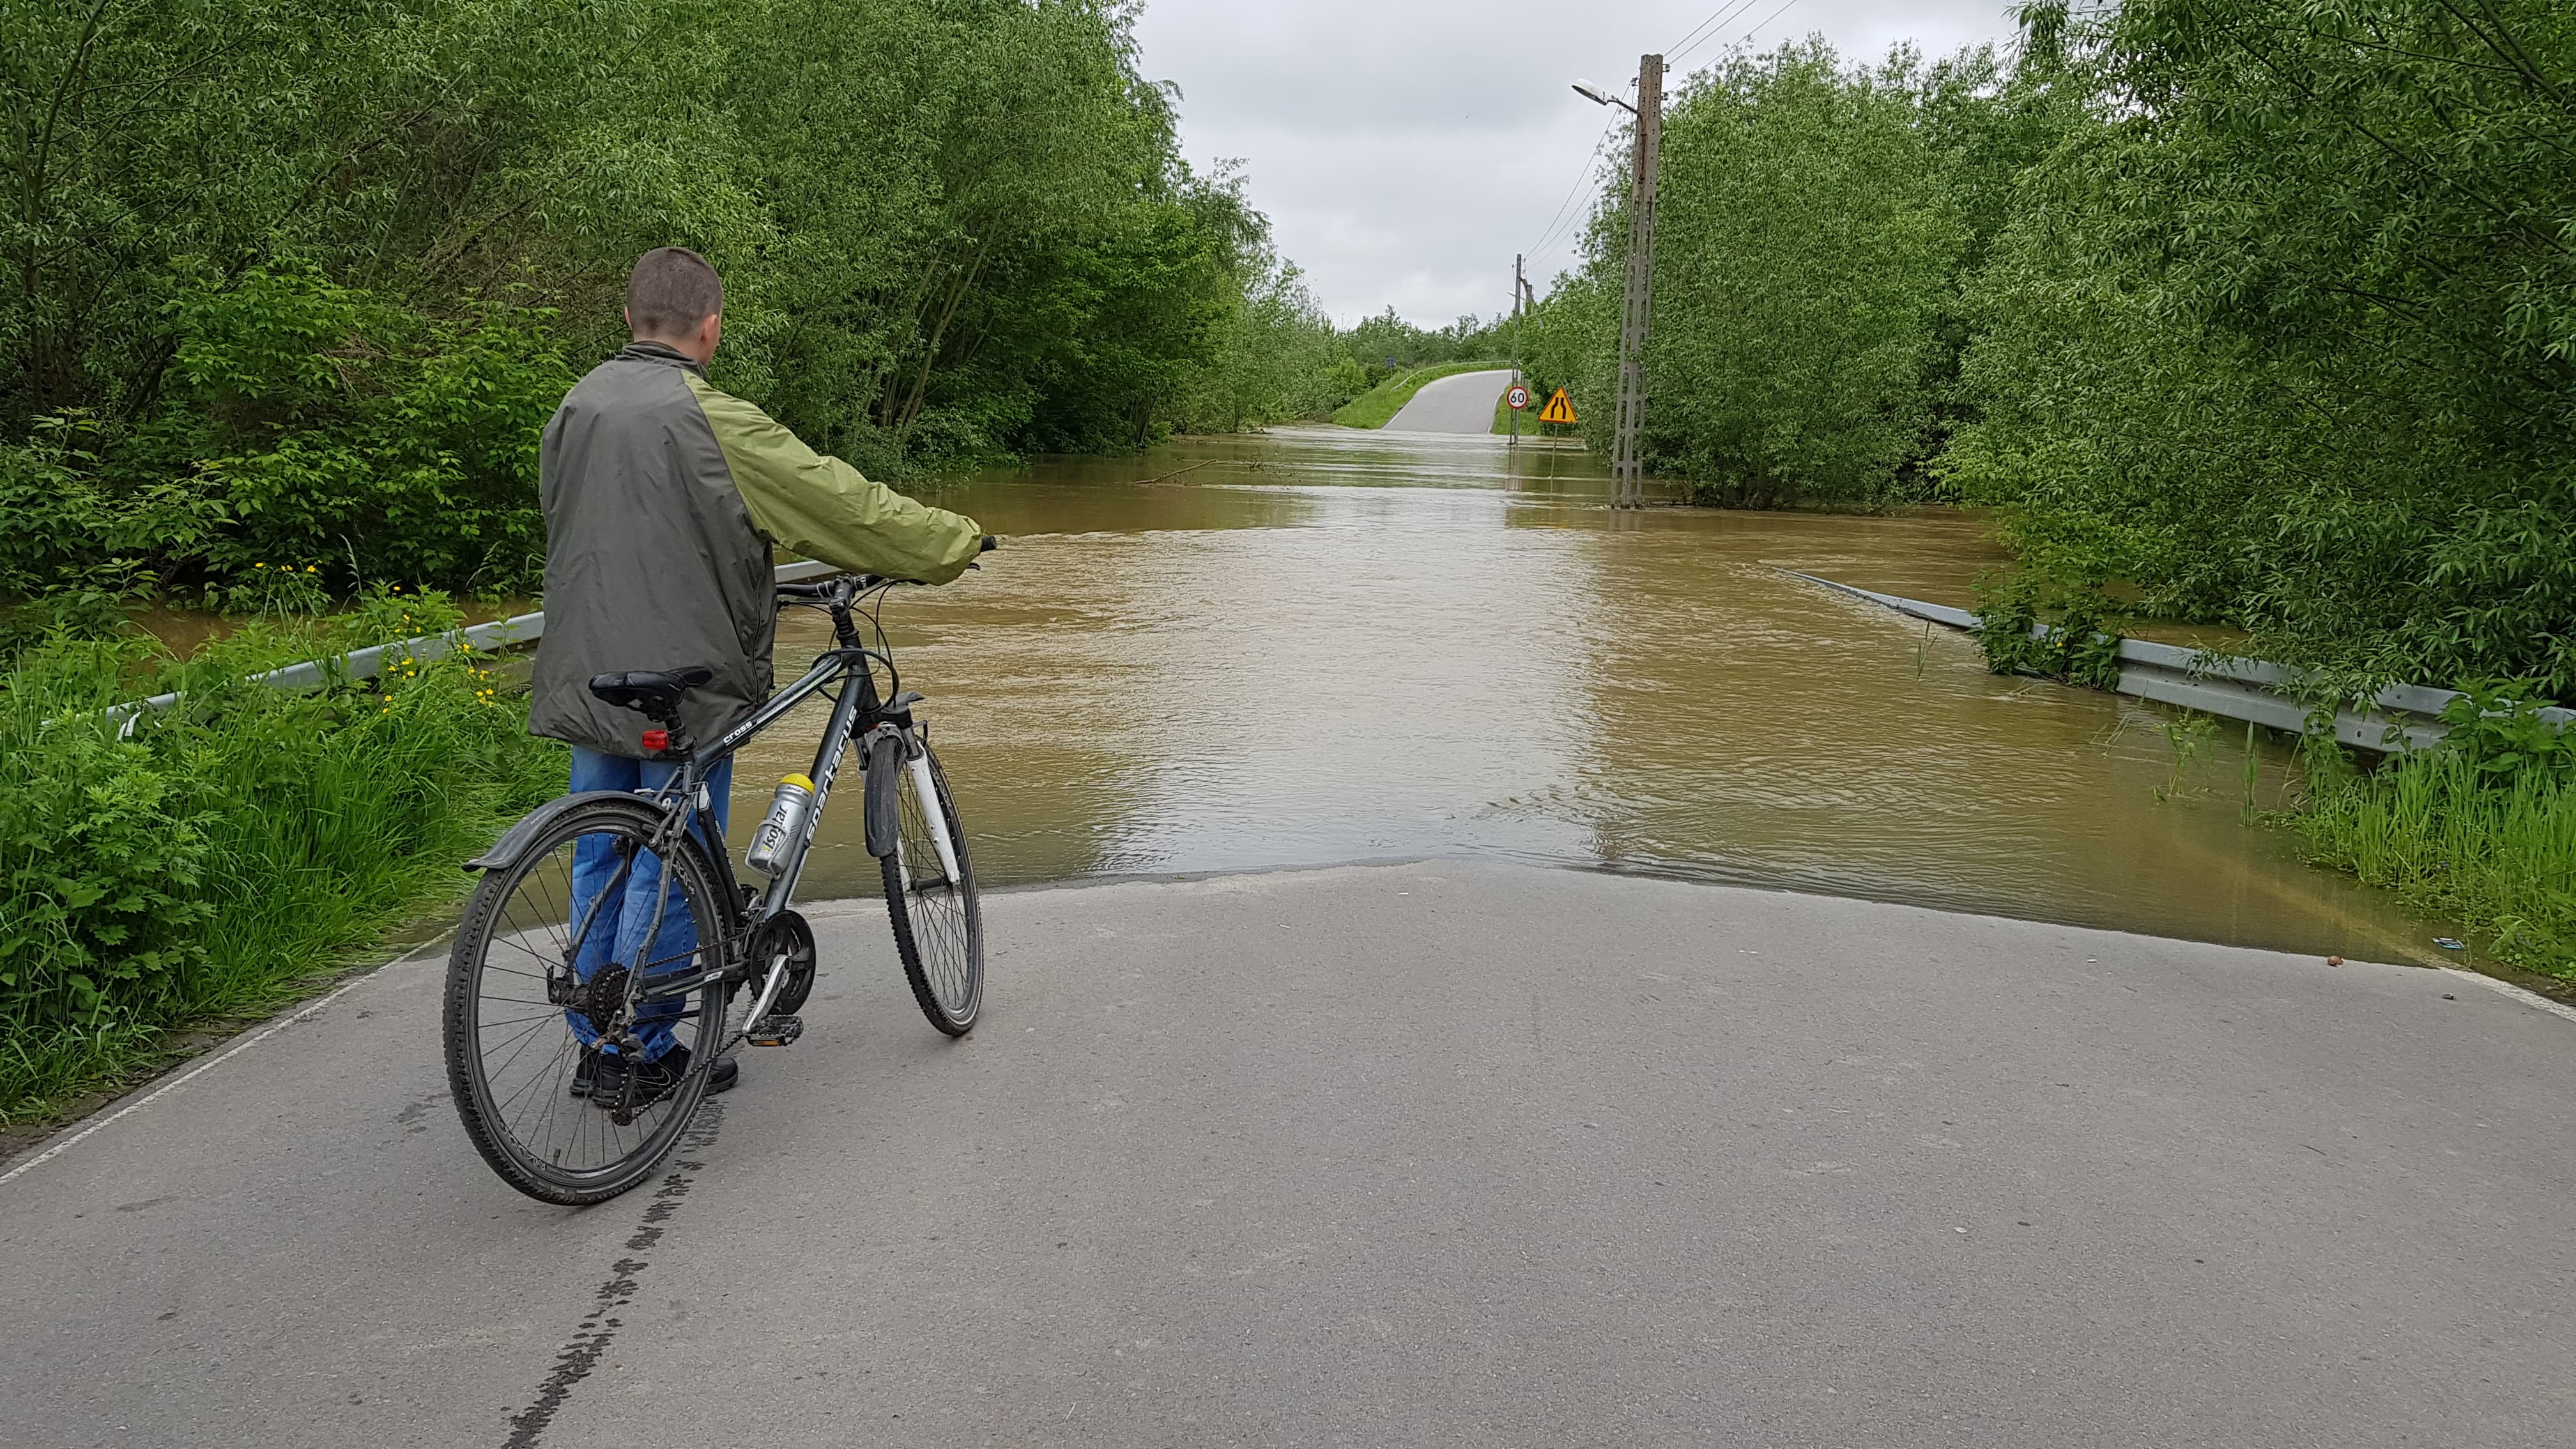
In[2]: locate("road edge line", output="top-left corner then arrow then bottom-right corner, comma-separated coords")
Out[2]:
2444,967 -> 2576,1028
0,949 -> 425,1189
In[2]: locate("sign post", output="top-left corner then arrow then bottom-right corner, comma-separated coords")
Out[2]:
1510,254 -> 1526,447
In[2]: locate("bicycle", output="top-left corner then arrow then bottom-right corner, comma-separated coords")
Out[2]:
441,558 -> 988,1204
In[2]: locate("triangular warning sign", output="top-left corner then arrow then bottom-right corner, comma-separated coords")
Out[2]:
1537,387 -> 1578,424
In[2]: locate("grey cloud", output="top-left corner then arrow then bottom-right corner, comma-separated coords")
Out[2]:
1133,0 -> 2019,325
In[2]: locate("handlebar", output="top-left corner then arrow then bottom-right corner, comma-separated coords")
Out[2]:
775,579 -> 857,602
776,537 -> 999,606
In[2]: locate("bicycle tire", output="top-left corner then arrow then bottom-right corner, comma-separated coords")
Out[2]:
879,741 -> 983,1034
443,798 -> 728,1205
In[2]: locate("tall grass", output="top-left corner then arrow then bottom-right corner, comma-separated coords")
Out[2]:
2292,691 -> 2576,980
0,599 -> 562,1121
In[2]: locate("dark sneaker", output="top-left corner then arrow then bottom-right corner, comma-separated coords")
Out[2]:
586,1043 -> 739,1107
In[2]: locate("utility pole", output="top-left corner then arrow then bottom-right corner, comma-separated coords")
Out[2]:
1611,52 -> 1664,509
1510,253 -> 1525,447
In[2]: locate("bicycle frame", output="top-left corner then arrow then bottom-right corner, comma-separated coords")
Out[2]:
613,643 -> 887,1005
554,576 -> 941,1041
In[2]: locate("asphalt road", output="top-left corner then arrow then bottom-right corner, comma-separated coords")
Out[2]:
1384,368 -> 1515,433
5,861 -> 2573,1448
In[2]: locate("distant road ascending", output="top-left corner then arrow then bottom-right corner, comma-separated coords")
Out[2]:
1384,367 -> 1515,433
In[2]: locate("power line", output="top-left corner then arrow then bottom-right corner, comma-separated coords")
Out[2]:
1666,0 -> 1763,63
1526,0 -> 1805,290
1676,0 -> 1804,65
1528,118 -> 1613,258
1524,107 -> 1621,270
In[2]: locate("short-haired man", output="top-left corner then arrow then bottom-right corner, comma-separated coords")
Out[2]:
532,246 -> 986,1104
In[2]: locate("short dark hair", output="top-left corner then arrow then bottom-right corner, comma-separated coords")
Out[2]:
625,247 -> 724,336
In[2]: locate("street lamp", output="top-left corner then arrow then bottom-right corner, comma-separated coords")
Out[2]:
1570,80 -> 1636,115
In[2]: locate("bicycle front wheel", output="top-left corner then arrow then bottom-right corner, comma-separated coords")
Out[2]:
880,741 -> 983,1034
442,799 -> 730,1205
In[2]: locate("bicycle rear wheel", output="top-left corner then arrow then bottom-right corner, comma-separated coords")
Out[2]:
442,799 -> 729,1205
880,741 -> 983,1034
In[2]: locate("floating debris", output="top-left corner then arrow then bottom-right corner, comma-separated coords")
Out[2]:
2434,937 -> 2466,951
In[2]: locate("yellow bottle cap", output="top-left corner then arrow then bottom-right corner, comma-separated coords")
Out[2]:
781,773 -> 814,790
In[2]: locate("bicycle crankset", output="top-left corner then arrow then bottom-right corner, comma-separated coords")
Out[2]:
746,910 -> 818,1016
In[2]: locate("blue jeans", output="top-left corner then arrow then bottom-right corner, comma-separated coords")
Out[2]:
564,748 -> 733,1061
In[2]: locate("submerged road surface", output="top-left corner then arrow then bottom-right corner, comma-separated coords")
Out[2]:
6,862 -> 2573,1446
1383,367 -> 1514,433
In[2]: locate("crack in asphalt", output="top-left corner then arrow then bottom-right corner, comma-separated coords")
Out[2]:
502,1098 -> 726,1447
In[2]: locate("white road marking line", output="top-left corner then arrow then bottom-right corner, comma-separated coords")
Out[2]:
2444,967 -> 2576,1027
0,952 -> 420,1189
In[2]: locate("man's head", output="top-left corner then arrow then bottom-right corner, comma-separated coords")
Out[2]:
625,247 -> 724,364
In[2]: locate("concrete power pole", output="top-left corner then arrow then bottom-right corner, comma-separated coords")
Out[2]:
1611,52 -> 1664,509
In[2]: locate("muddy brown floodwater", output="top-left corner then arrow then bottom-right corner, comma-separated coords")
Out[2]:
732,425 -> 2452,966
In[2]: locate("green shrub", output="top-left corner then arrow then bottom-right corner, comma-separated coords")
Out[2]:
1970,572 -> 2124,691
0,641 -> 218,1031
0,608 -> 562,1119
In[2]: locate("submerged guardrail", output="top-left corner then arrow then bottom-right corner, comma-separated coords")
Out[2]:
105,559 -> 842,737
1782,571 -> 2572,753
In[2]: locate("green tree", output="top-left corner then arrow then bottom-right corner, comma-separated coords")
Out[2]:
1542,40 -> 2046,507
1643,42 -> 1966,505
1947,0 -> 2576,694
1,0 -> 1324,608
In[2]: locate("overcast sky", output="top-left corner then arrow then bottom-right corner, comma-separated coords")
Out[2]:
1129,0 -> 2021,327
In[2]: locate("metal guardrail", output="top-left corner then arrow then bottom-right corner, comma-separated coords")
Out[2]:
1781,571 -> 2572,753
107,559 -> 843,737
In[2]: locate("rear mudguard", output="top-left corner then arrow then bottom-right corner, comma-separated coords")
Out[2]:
462,791 -> 642,872
862,731 -> 904,858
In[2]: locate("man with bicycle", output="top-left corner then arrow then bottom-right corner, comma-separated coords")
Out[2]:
530,246 -> 986,1105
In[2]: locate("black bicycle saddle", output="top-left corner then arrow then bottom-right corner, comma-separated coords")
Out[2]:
587,666 -> 716,718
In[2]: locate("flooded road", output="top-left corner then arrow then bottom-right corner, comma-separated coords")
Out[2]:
737,425 -> 2447,965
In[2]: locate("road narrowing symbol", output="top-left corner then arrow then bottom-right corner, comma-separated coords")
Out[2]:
1506,384 -> 1531,411
1538,387 -> 1578,424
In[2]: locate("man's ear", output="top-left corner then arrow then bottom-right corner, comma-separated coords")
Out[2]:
624,306 -> 634,334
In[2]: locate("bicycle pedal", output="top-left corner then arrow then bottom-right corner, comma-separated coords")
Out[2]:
747,1014 -> 804,1046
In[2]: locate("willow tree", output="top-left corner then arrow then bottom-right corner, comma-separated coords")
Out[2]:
1948,0 -> 2576,693
1538,40 -> 2053,508
1636,43 -> 1965,506
3,0 -> 1314,604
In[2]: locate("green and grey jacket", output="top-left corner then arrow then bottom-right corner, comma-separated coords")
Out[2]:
530,341 -> 984,757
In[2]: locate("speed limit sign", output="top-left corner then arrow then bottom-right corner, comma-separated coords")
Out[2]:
1507,384 -> 1531,410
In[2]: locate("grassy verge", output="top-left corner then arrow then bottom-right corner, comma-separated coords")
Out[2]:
2295,751 -> 2575,981
0,594 -> 564,1123
1331,360 -> 1510,429
2288,686 -> 2574,981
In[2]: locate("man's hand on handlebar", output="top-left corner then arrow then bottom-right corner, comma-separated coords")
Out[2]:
776,538 -> 996,606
